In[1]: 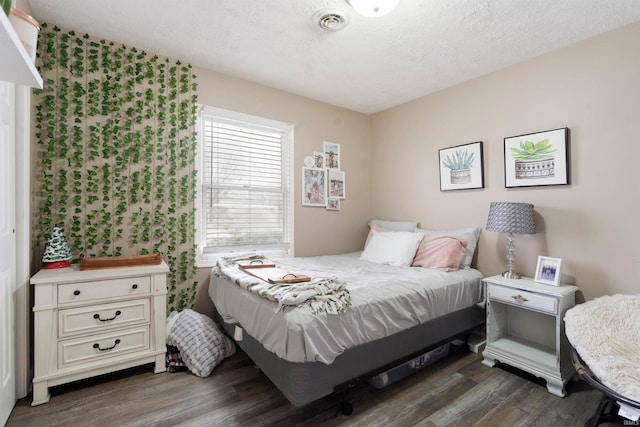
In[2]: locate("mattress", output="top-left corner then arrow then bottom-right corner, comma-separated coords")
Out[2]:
209,251 -> 483,365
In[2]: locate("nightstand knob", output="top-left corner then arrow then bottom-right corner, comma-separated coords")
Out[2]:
132,284 -> 138,289
73,290 -> 81,296
512,294 -> 529,303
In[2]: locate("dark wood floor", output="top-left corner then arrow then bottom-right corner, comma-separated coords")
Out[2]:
7,345 -> 605,427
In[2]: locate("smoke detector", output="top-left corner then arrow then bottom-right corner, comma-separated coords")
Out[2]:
313,9 -> 349,31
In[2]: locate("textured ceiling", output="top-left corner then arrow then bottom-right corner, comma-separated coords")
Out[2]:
27,0 -> 640,114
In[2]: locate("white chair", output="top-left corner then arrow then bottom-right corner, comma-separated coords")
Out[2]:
565,294 -> 640,426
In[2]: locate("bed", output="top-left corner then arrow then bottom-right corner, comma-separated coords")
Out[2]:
208,223 -> 485,409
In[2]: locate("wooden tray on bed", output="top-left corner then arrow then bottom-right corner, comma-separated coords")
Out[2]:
79,253 -> 162,270
239,264 -> 311,284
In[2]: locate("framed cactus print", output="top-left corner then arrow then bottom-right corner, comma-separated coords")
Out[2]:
439,141 -> 484,191
504,128 -> 569,188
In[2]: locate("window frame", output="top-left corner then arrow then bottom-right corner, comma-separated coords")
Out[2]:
195,105 -> 295,267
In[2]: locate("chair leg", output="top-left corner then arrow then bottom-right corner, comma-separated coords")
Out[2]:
587,394 -> 612,427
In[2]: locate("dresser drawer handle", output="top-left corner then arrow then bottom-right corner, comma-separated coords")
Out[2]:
93,310 -> 122,322
132,284 -> 138,290
511,294 -> 529,303
73,290 -> 81,296
93,339 -> 121,352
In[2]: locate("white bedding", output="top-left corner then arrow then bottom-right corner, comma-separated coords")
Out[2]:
209,252 -> 483,364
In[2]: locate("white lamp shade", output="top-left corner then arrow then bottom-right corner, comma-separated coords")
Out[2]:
346,0 -> 400,17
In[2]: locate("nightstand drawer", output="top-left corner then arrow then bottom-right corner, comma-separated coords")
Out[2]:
58,299 -> 150,338
58,276 -> 151,304
488,284 -> 557,314
58,326 -> 150,369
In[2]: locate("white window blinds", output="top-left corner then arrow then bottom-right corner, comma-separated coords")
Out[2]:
199,107 -> 293,256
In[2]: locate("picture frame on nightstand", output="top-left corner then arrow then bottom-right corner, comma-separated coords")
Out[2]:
535,256 -> 562,286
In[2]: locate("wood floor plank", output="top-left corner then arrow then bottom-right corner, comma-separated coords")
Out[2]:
7,345 -> 603,427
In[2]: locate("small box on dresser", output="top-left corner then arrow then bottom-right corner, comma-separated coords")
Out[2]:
482,275 -> 579,397
30,261 -> 170,405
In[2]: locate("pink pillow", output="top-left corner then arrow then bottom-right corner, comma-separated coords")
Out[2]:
412,234 -> 468,271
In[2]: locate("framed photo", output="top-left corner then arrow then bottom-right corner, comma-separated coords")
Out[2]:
504,127 -> 569,188
313,151 -> 325,169
438,141 -> 484,191
328,169 -> 345,199
535,256 -> 562,286
323,141 -> 340,170
326,197 -> 340,211
302,167 -> 327,207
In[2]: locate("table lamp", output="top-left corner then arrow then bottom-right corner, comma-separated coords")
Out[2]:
486,202 -> 536,279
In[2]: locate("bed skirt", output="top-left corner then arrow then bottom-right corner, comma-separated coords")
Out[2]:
215,304 -> 484,407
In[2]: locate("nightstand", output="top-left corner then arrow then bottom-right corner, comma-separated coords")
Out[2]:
481,275 -> 578,397
30,262 -> 169,405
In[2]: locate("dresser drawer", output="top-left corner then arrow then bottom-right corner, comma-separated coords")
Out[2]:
488,284 -> 557,314
58,299 -> 150,338
58,326 -> 150,369
58,276 -> 151,304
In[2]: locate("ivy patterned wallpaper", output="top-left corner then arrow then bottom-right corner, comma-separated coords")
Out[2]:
32,24 -> 199,311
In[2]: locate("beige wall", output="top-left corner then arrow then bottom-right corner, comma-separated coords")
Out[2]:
370,22 -> 640,302
193,68 -> 372,314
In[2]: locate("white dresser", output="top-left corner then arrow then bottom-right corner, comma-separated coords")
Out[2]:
481,275 -> 578,397
30,262 -> 169,405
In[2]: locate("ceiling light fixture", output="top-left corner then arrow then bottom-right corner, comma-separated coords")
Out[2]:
346,0 -> 399,17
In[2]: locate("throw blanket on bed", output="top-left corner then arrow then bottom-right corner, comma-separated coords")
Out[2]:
215,254 -> 351,315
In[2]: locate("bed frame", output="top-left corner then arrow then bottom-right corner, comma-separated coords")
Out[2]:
214,303 -> 485,411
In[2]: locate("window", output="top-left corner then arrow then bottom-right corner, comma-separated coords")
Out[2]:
197,106 -> 294,265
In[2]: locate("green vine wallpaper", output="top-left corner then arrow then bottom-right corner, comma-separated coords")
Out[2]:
32,24 -> 199,311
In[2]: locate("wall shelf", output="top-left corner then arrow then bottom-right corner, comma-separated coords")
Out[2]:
0,11 -> 42,88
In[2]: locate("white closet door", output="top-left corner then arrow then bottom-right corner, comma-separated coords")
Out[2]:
0,79 -> 16,426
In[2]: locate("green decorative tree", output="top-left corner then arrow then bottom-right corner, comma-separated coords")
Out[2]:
43,222 -> 73,269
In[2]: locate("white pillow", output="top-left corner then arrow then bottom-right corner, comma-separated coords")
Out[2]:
360,230 -> 424,267
415,227 -> 481,269
368,219 -> 418,232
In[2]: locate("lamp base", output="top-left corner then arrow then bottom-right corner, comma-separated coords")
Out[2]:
502,271 -> 522,279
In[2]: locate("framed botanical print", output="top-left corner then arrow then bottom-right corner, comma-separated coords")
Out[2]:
439,141 -> 484,191
504,128 -> 569,188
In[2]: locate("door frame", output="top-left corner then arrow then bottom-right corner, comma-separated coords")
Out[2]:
15,85 -> 31,399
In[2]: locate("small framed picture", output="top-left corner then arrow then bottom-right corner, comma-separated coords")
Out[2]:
328,169 -> 345,199
302,167 -> 327,207
323,141 -> 340,169
535,256 -> 562,286
313,151 -> 325,168
326,197 -> 340,211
